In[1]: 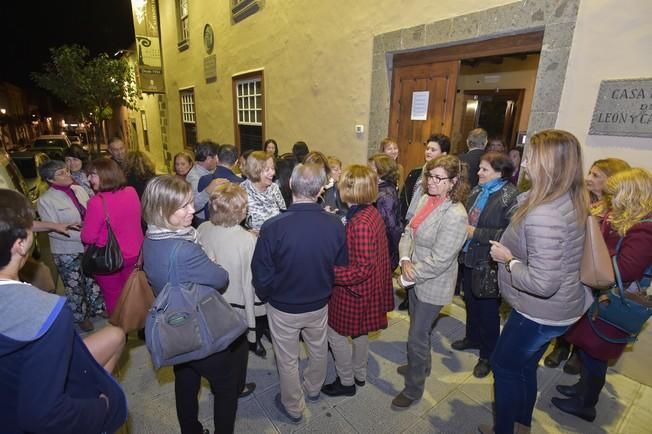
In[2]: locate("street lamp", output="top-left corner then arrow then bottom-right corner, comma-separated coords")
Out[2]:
0,108 -> 6,115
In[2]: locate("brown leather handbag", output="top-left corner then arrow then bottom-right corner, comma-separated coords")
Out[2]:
580,215 -> 615,290
109,251 -> 155,334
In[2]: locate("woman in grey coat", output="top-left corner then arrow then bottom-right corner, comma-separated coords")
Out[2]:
480,130 -> 593,434
37,160 -> 105,332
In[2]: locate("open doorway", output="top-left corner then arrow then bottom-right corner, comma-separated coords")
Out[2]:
388,32 -> 542,174
453,54 -> 540,154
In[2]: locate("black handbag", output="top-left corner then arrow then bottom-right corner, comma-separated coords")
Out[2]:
471,259 -> 500,298
82,195 -> 124,276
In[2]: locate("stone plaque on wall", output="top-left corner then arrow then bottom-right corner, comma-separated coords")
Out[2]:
204,55 -> 217,83
589,78 -> 652,138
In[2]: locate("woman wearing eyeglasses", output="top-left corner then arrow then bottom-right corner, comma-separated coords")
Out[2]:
37,160 -> 105,332
392,155 -> 469,410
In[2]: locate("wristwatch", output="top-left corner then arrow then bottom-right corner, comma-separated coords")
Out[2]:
505,258 -> 516,273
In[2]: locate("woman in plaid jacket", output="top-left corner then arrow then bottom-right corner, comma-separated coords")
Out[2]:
321,165 -> 394,397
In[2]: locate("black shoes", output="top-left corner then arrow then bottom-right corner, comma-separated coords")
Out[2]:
556,384 -> 580,398
249,340 -> 266,358
473,359 -> 492,378
563,351 -> 581,375
398,298 -> 410,311
451,338 -> 481,351
354,378 -> 365,387
321,377 -> 356,397
551,397 -> 596,422
544,345 -> 570,368
239,382 -> 256,398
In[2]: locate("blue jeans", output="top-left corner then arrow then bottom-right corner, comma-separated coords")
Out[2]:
491,310 -> 569,433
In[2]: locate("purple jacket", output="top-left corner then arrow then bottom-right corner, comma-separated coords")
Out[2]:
376,180 -> 402,270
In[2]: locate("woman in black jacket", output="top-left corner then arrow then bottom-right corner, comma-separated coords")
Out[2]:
451,152 -> 518,378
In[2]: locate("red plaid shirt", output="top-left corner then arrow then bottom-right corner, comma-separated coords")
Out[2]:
329,206 -> 394,337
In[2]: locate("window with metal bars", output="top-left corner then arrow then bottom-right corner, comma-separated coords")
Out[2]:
236,78 -> 262,126
180,89 -> 197,148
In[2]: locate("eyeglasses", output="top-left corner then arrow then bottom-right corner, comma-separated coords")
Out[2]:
425,173 -> 451,184
54,169 -> 71,177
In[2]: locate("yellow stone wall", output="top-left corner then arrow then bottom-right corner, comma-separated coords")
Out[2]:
154,0 -> 514,167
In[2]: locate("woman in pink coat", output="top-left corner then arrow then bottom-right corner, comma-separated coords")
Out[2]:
81,158 -> 144,314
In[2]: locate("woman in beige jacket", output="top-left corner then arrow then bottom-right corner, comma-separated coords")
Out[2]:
391,155 -> 469,410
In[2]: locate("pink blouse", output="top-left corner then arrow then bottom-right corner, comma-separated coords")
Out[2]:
81,187 -> 144,259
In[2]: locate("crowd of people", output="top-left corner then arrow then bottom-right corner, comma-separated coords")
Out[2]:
0,129 -> 651,434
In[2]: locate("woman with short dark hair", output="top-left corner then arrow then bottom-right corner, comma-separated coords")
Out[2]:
123,151 -> 156,198
368,153 -> 402,271
80,158 -> 143,314
142,175 -> 247,434
451,152 -> 518,378
37,160 -> 105,332
264,138 -> 279,159
64,144 -> 94,196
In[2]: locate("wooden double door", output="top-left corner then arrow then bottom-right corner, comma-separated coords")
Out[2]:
388,61 -> 459,173
388,31 -> 544,174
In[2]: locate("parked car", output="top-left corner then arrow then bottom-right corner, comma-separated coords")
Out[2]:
10,150 -> 50,198
0,151 -> 37,203
31,134 -> 71,160
67,135 -> 83,146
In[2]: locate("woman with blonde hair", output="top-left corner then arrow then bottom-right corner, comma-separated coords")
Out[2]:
380,137 -> 405,189
241,151 -> 286,231
482,130 -> 593,434
141,175 -> 247,434
555,168 -> 652,423
392,155 -> 469,409
322,165 -> 394,397
545,157 -> 631,372
174,150 -> 194,180
199,182 -> 268,359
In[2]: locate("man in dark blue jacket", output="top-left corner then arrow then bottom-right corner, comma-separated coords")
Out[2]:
197,144 -> 243,219
0,189 -> 127,434
252,163 -> 347,423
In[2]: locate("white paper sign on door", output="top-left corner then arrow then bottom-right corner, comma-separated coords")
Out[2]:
410,91 -> 430,121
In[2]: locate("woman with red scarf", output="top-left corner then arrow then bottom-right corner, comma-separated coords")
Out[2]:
392,155 -> 469,409
37,160 -> 105,332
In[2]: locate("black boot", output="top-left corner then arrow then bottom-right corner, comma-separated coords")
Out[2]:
563,349 -> 582,375
552,370 -> 604,422
544,339 -> 570,368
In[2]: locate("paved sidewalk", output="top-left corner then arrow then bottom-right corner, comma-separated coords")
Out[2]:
114,297 -> 652,433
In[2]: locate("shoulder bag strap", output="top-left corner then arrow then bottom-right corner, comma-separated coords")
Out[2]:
167,242 -> 183,286
99,194 -> 112,228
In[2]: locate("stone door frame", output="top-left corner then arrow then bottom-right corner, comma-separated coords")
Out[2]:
367,0 -> 580,156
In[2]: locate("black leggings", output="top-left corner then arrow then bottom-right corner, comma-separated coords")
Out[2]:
173,335 -> 248,434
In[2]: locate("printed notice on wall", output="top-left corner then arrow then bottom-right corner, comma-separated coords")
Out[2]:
589,78 -> 652,138
411,91 -> 430,121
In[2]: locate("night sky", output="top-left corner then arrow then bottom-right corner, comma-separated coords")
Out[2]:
0,0 -> 135,88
